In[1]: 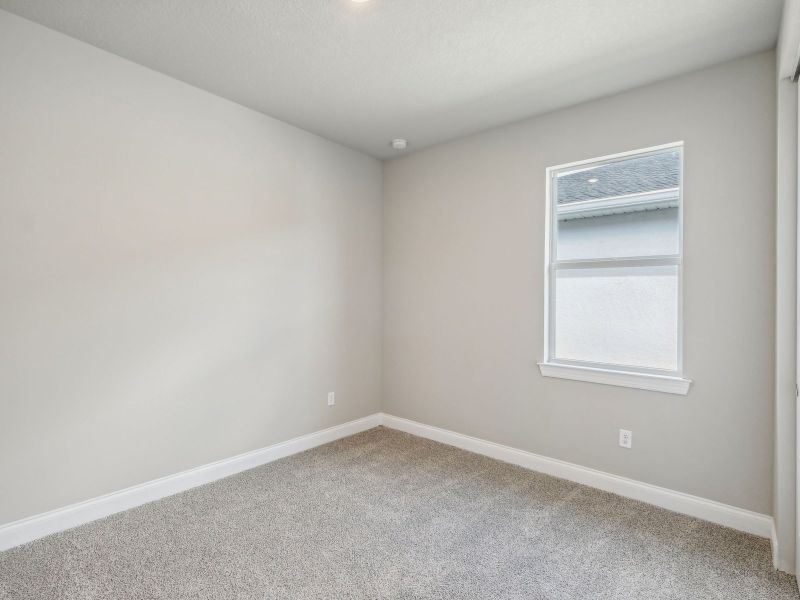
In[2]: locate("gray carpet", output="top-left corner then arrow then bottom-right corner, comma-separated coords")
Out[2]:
0,427 -> 797,599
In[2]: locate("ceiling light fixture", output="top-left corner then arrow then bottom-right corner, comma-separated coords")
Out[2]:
391,138 -> 408,150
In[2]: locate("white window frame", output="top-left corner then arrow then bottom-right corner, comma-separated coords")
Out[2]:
538,142 -> 691,395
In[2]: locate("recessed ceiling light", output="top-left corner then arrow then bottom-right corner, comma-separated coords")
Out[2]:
391,138 -> 408,150
588,177 -> 599,183
351,0 -> 372,3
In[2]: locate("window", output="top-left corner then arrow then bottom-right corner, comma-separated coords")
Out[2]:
539,143 -> 691,394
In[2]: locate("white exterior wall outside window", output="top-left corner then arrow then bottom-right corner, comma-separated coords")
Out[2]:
539,143 -> 692,394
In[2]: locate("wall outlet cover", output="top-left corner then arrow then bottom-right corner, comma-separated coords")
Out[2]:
619,429 -> 632,449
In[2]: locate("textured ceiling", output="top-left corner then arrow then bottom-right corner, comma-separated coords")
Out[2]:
0,1 -> 783,158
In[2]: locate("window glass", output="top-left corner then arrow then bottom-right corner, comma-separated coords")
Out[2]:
554,265 -> 679,370
555,149 -> 680,261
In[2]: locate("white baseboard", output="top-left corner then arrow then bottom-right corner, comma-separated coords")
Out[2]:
770,522 -> 795,574
380,413 -> 774,540
0,411 -> 777,562
771,523 -> 780,570
0,413 -> 382,552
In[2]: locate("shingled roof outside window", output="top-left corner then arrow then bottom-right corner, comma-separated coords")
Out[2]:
556,151 -> 680,205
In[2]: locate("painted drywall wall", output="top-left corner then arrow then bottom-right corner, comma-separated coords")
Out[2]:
774,0 -> 799,573
383,51 -> 776,514
0,10 -> 382,526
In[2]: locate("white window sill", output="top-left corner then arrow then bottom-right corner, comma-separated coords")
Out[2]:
538,362 -> 691,395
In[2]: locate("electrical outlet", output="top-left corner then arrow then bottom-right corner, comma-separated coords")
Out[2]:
619,429 -> 632,449
327,392 -> 335,406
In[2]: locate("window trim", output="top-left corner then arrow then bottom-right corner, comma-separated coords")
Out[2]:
539,142 -> 692,395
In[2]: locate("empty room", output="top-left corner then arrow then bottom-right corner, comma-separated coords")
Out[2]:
2,1 -> 800,598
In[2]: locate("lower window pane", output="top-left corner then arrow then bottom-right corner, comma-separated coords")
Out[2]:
554,265 -> 678,371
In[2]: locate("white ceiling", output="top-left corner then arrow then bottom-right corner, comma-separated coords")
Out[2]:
0,0 -> 783,158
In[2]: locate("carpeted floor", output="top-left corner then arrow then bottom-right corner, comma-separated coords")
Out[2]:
0,426 -> 797,599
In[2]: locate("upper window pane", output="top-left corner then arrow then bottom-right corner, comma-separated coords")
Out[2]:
554,148 -> 681,261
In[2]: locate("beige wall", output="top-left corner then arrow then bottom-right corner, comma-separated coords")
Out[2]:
383,52 -> 776,514
0,11 -> 382,525
0,8 -> 780,529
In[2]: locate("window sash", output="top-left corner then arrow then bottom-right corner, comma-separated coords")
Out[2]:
553,255 -> 680,270
546,263 -> 682,376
